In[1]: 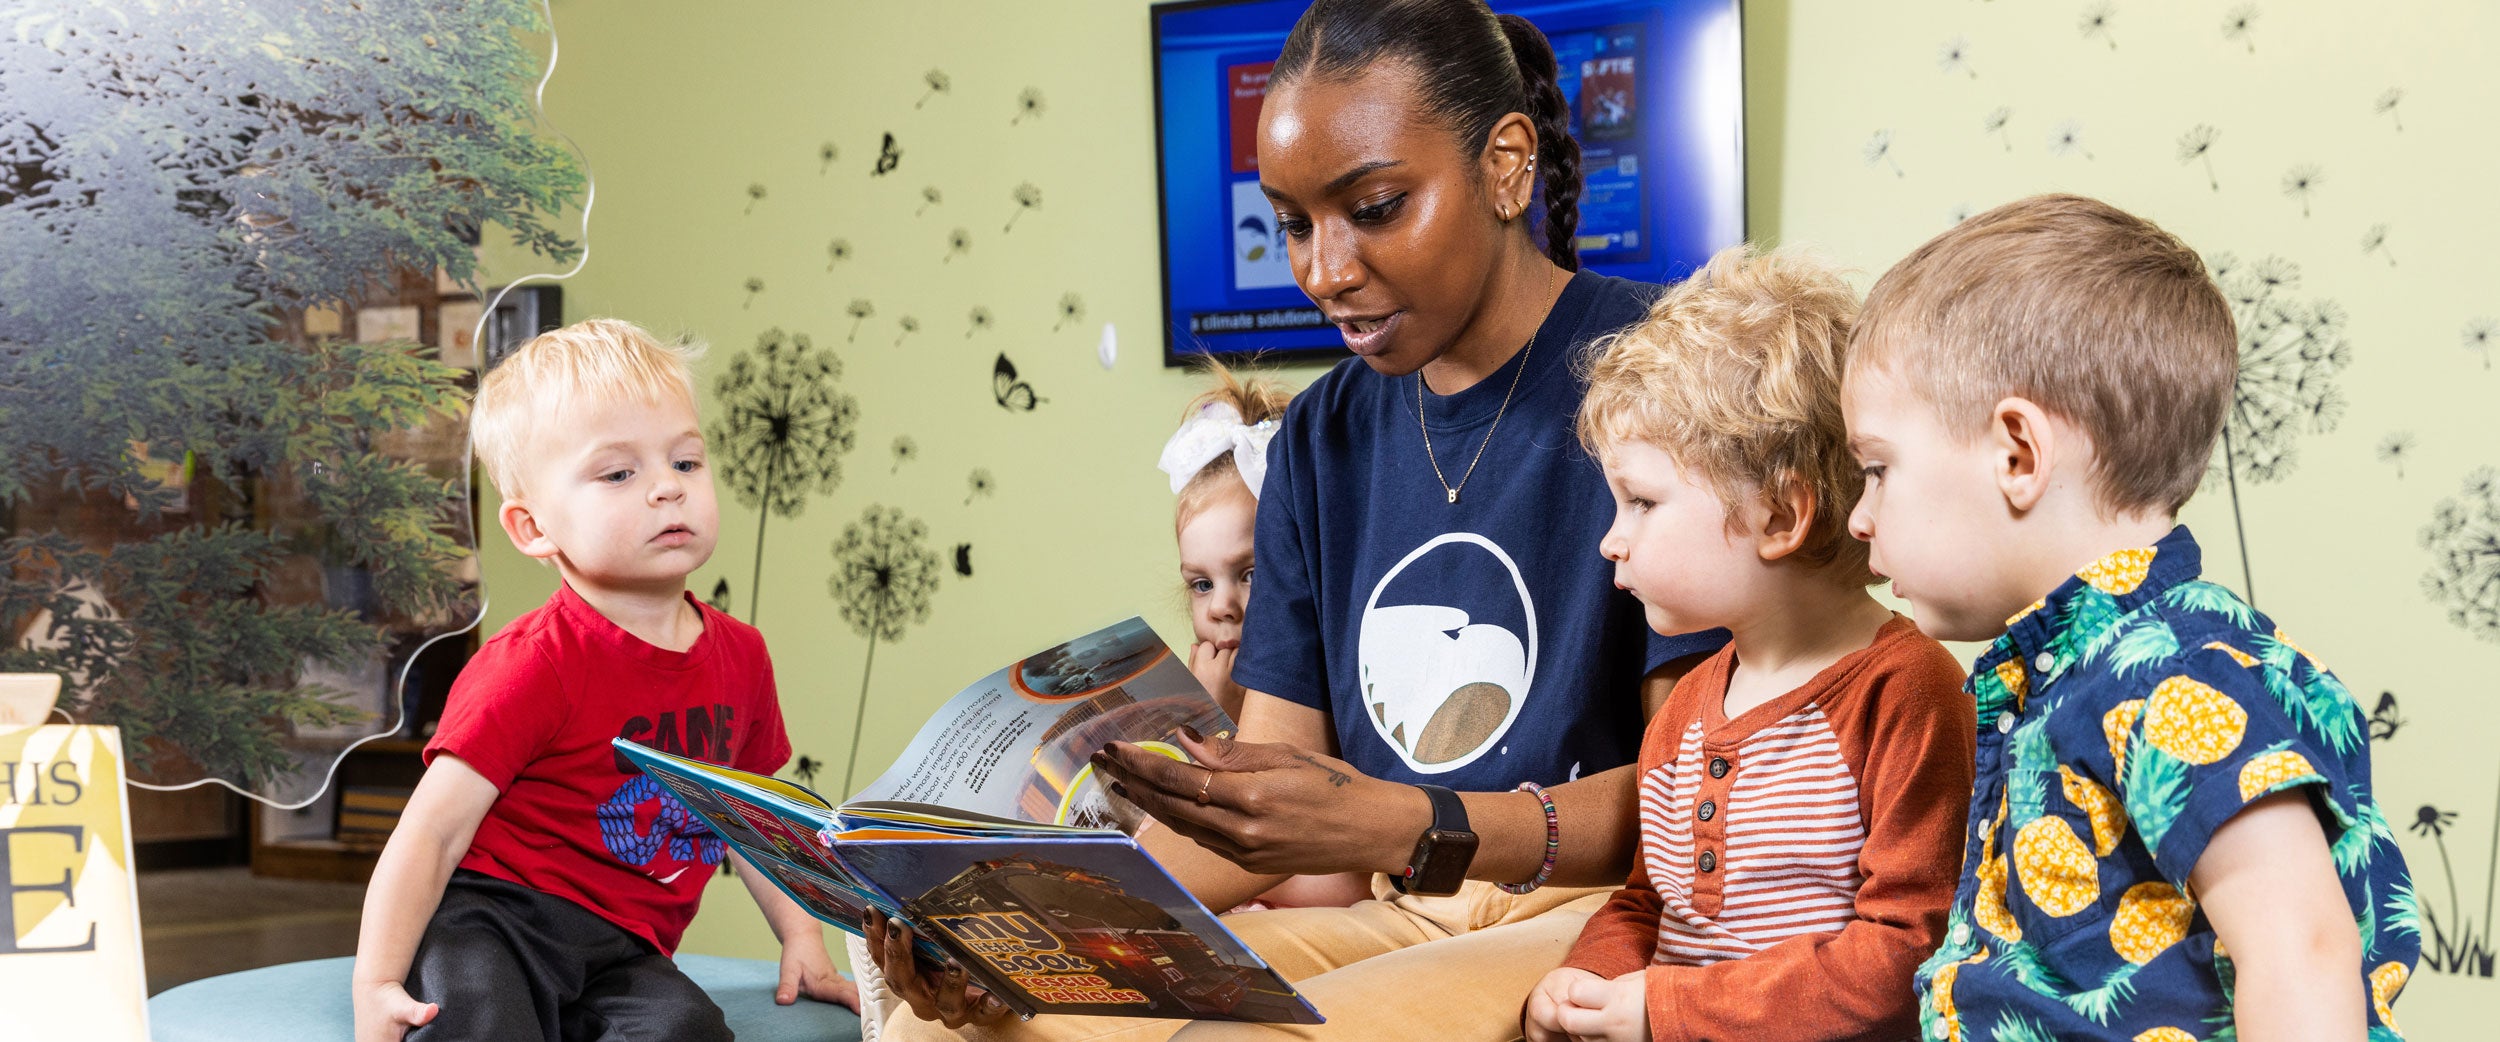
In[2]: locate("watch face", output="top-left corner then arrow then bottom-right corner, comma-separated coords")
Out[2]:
1411,828 -> 1480,896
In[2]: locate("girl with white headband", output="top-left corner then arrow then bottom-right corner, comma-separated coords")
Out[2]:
1156,360 -> 1290,721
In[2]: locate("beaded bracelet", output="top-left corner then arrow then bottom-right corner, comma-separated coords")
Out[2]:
1497,780 -> 1560,895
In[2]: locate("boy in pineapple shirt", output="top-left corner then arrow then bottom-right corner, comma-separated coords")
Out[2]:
1841,195 -> 2415,1042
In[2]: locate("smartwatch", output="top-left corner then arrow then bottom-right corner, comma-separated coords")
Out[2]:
1390,784 -> 1477,897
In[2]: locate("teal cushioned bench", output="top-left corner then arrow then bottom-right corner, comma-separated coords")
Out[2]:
148,954 -> 862,1042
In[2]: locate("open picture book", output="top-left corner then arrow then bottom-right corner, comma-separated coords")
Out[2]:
613,616 -> 1323,1024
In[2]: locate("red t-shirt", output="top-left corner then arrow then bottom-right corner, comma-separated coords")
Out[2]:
425,583 -> 791,954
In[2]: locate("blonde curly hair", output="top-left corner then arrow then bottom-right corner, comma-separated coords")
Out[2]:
1577,244 -> 1873,580
1173,357 -> 1296,528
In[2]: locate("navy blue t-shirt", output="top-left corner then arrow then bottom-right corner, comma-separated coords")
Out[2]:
1233,270 -> 1728,791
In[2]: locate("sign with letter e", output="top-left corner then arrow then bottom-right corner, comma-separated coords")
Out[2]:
1,723 -> 148,1041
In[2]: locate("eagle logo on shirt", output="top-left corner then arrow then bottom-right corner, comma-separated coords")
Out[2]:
1357,533 -> 1538,773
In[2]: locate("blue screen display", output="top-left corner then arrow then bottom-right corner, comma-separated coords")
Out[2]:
1150,0 -> 1745,365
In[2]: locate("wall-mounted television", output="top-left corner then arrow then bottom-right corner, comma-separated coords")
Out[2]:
1150,0 -> 1745,366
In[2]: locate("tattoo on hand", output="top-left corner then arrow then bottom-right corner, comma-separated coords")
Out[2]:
1290,752 -> 1352,788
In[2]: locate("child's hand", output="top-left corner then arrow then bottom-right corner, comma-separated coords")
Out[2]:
353,980 -> 438,1042
1530,968 -> 1649,1042
1188,640 -> 1247,717
776,935 -> 861,1011
1523,966 -> 1599,1042
866,910 -> 1010,1028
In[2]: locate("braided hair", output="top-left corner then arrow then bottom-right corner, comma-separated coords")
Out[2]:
1271,0 -> 1585,271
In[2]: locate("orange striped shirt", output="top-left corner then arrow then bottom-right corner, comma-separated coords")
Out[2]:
1564,616 -> 1974,1042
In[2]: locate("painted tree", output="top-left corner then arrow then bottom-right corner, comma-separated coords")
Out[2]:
828,505 -> 940,794
708,329 -> 858,623
0,0 -> 581,791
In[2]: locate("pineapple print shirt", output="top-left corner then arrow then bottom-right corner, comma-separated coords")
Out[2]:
1912,527 -> 2417,1042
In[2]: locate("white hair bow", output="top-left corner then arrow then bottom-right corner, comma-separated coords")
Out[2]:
1157,402 -> 1279,499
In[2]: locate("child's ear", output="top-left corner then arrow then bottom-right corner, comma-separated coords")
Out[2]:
1990,396 -> 2057,513
498,497 -> 562,562
1754,474 -> 1816,562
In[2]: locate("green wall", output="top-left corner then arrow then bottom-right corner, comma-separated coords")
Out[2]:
480,0 -> 2495,1030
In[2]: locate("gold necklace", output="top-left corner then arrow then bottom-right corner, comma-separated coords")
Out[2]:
1418,265 -> 1559,505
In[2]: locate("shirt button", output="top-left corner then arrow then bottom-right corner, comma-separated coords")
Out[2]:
2034,652 -> 2055,673
1950,922 -> 1971,946
1698,799 -> 1716,822
1698,850 -> 1717,873
1998,713 -> 2016,734
1709,757 -> 1730,779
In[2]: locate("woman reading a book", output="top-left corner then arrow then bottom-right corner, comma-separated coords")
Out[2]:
869,2 -> 1723,1039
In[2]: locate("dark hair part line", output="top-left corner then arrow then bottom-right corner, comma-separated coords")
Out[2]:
1271,0 -> 1585,271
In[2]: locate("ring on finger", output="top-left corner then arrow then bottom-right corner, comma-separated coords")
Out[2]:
1195,765 -> 1215,806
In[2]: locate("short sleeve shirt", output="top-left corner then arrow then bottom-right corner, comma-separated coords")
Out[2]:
1232,270 -> 1728,790
1912,527 -> 2417,1041
426,584 -> 791,954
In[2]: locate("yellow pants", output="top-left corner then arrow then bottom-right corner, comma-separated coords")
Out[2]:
881,878 -> 1612,1042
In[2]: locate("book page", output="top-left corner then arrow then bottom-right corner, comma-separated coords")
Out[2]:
846,617 -> 1234,830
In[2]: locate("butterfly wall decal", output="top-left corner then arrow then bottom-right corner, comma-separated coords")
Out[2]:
873,132 -> 902,177
706,578 -> 732,613
954,543 -> 974,577
992,352 -> 1044,411
2368,691 -> 2405,742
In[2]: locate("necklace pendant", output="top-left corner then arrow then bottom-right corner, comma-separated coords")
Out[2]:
1446,488 -> 1459,504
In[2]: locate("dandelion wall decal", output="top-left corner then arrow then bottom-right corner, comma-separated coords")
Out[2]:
1005,182 -> 1044,232
1012,86 -> 1048,124
792,755 -> 822,788
2282,163 -> 2324,217
895,315 -> 920,346
744,182 -> 767,214
2362,224 -> 2398,267
2078,2 -> 2117,50
1862,130 -> 1904,177
828,504 -> 942,792
918,185 -> 943,216
966,306 -> 995,338
711,329 -> 861,621
1948,202 -> 1974,225
1938,36 -> 1977,78
2177,124 -> 2221,191
846,299 -> 876,341
2209,251 -> 2353,602
2422,469 -> 2500,645
945,227 -> 973,262
2465,319 -> 2497,369
2376,88 -> 2407,131
966,468 -> 997,504
891,435 -> 918,473
2377,431 -> 2416,478
826,238 -> 853,270
708,578 -> 733,613
1983,107 -> 2013,151
2049,120 -> 2094,160
1054,292 -> 1088,331
742,276 -> 765,310
2221,5 -> 2258,52
916,68 -> 951,108
819,142 -> 839,173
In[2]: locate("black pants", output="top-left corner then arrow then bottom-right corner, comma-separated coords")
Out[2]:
405,869 -> 732,1042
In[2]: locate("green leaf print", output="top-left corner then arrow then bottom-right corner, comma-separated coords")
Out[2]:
2007,721 -> 2055,823
2384,881 -> 2422,939
2298,669 -> 2365,755
2331,788 -> 2386,876
1994,938 -> 2071,997
2125,743 -> 2193,853
2169,581 -> 2260,628
2055,589 -> 2124,659
2090,614 -> 2181,678
2060,961 -> 2142,1025
1988,1011 -> 2060,1042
